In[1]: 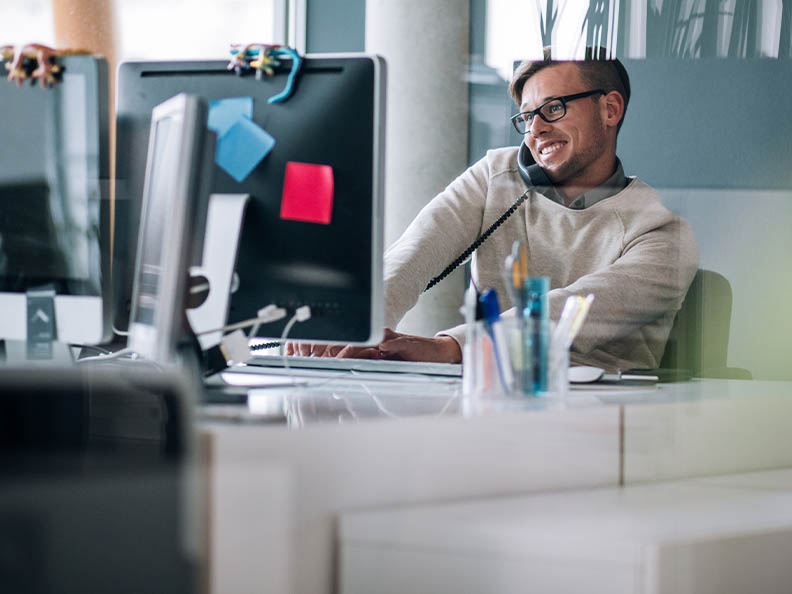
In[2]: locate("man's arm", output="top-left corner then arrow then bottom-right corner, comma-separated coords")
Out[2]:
548,216 -> 699,354
383,157 -> 491,329
437,212 -> 699,363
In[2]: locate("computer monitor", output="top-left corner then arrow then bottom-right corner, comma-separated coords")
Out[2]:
127,93 -> 210,363
115,54 -> 385,345
0,55 -> 110,344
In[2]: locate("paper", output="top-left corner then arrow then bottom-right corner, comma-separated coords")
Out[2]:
208,97 -> 253,137
215,117 -> 276,182
280,162 -> 334,225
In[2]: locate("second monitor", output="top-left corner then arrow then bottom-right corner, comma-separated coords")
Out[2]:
116,54 -> 386,346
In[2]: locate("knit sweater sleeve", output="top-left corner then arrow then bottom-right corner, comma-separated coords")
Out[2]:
383,156 -> 490,330
549,206 -> 699,356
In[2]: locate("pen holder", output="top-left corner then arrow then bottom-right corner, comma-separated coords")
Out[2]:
547,337 -> 569,399
463,318 -> 569,399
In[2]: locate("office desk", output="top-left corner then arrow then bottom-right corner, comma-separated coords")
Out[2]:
339,468 -> 792,594
199,375 -> 792,594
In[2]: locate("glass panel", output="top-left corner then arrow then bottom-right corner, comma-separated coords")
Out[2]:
0,0 -> 56,45
468,0 -> 792,382
116,0 -> 280,61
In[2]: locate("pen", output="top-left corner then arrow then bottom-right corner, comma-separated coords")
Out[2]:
461,284 -> 478,395
479,288 -> 514,394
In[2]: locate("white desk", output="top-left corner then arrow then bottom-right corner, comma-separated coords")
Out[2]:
201,373 -> 620,594
339,468 -> 792,594
199,375 -> 792,594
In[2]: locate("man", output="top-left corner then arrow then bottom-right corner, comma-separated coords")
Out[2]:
295,48 -> 699,372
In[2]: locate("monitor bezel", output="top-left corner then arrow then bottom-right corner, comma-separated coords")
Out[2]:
127,93 -> 207,363
115,54 -> 385,346
0,55 -> 111,345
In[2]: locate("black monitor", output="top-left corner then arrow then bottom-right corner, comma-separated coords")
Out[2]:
127,93 -> 211,363
0,55 -> 111,344
115,54 -> 385,345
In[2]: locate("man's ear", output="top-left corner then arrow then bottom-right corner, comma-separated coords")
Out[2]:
602,90 -> 625,129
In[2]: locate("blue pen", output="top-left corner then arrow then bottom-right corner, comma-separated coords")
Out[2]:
479,289 -> 514,393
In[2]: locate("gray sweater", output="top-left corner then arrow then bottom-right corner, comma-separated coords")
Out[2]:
384,147 -> 699,371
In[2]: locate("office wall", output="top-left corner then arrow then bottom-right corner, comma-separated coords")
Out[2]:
620,58 -> 792,381
306,0 -> 366,53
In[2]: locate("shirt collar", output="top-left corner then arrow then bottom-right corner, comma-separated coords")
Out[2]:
538,158 -> 629,209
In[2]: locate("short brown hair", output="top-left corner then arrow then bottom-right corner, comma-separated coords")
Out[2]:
509,47 -> 631,132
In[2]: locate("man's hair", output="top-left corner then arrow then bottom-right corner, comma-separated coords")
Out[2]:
509,47 -> 631,132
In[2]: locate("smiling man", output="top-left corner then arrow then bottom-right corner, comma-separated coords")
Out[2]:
303,47 -> 699,372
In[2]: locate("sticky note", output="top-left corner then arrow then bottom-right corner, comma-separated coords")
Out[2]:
208,97 -> 253,137
215,117 -> 276,182
280,162 -> 334,225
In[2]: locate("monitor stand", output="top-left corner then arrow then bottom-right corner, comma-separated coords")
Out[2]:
1,339 -> 73,366
1,287 -> 74,365
186,193 -> 249,350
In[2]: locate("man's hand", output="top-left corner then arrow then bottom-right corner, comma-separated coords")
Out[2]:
375,329 -> 462,363
285,328 -> 462,363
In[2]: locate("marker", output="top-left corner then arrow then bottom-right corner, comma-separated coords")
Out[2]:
479,288 -> 514,393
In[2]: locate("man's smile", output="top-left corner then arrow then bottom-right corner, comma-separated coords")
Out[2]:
536,140 -> 568,162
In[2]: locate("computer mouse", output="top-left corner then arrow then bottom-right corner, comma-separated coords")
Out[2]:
568,365 -> 605,383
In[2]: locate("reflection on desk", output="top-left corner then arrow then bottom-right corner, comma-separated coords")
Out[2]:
200,369 -> 463,426
201,368 -> 792,428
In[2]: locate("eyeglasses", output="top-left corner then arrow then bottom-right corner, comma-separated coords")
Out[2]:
510,89 -> 605,134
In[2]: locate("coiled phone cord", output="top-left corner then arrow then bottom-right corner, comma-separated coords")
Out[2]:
423,190 -> 529,292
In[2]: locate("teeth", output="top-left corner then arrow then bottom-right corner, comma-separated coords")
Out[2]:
540,142 -> 565,155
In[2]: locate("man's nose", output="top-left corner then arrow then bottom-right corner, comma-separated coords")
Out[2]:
528,115 -> 552,136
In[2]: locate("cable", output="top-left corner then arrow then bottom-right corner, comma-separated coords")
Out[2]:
250,340 -> 280,351
112,324 -> 130,337
195,304 -> 287,337
277,306 -> 312,380
76,347 -> 135,364
70,344 -> 112,355
424,190 -> 529,292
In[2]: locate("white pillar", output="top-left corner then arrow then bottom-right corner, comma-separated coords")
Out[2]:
366,0 -> 469,336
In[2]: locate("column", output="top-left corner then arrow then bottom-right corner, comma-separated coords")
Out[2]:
366,0 -> 470,336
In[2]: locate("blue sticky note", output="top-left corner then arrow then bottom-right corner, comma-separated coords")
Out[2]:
208,97 -> 253,137
215,117 -> 276,182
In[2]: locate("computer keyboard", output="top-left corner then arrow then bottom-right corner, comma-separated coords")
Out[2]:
245,354 -> 462,377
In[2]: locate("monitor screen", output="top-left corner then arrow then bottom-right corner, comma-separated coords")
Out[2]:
128,94 -> 209,363
0,56 -> 110,343
116,55 -> 385,345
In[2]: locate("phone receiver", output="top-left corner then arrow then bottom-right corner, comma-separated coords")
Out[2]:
517,142 -> 553,189
423,144 -> 553,292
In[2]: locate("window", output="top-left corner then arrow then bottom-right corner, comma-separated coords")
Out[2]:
115,0 -> 285,62
0,0 -> 293,61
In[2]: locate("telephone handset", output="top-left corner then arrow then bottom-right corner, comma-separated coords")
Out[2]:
423,144 -> 552,292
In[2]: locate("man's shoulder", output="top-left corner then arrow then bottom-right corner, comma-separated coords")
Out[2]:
616,178 -> 668,211
616,179 -> 697,241
480,146 -> 520,178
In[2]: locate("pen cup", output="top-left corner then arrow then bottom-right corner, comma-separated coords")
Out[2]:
547,337 -> 569,400
462,318 -> 519,398
462,317 -> 569,399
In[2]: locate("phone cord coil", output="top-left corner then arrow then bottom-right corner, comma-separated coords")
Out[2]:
423,190 -> 529,292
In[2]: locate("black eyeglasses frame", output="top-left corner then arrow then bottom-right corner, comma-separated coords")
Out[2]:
510,89 -> 606,134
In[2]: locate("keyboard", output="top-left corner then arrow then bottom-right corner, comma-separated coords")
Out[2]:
245,354 -> 462,377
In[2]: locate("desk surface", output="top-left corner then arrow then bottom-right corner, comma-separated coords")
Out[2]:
199,375 -> 792,594
201,368 -> 792,427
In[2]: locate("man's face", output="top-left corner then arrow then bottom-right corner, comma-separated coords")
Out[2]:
520,63 -> 613,193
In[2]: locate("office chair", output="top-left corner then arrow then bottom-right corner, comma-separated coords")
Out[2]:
0,367 -> 199,594
659,269 -> 752,380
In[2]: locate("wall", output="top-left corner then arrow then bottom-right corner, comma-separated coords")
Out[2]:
306,0 -> 366,53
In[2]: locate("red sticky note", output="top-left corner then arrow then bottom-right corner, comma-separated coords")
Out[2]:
280,162 -> 334,225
